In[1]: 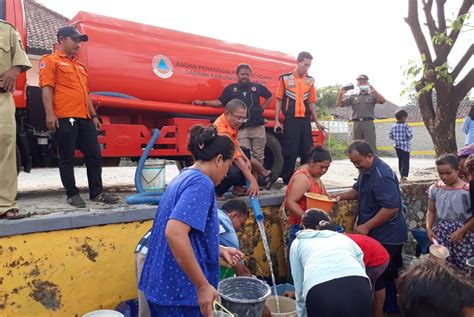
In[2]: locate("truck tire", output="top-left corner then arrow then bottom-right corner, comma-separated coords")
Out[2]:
264,132 -> 283,179
16,145 -> 21,175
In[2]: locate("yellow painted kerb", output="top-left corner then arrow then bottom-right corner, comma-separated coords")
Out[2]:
0,221 -> 152,317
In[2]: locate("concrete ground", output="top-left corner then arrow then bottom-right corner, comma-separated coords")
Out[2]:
15,157 -> 438,216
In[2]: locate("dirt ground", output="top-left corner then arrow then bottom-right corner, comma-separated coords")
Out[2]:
15,157 -> 438,216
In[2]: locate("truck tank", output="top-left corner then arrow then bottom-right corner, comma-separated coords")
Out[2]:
71,11 -> 295,112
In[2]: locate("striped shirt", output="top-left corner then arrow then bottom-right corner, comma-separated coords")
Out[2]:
389,122 -> 413,152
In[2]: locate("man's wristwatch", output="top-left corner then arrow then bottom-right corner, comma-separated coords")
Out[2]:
91,114 -> 100,120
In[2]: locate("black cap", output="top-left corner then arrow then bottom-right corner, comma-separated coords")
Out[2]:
356,74 -> 369,81
57,25 -> 88,42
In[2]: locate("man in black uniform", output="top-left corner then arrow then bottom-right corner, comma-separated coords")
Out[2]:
194,63 -> 274,190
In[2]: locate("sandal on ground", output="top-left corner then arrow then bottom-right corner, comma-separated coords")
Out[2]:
0,209 -> 26,220
92,193 -> 119,204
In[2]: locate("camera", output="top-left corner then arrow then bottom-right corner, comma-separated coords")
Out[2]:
343,84 -> 354,91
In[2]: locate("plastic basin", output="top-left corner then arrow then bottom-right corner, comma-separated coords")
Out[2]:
429,244 -> 450,263
304,193 -> 336,212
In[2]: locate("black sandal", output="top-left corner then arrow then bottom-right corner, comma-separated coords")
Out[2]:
262,171 -> 274,190
0,209 -> 26,220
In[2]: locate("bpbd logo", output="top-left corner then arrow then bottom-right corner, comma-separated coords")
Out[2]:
152,55 -> 173,79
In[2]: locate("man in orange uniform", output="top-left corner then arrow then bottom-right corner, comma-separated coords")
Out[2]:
39,26 -> 118,207
213,99 -> 260,198
274,51 -> 325,184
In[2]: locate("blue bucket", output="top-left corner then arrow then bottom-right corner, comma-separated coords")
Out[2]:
411,228 -> 431,255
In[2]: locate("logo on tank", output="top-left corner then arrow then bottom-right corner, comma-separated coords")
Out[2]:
152,55 -> 173,79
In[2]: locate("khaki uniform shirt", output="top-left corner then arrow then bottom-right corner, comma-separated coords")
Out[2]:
343,92 -> 377,120
0,20 -> 31,78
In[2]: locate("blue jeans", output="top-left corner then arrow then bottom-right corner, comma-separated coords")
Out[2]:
287,224 -> 302,282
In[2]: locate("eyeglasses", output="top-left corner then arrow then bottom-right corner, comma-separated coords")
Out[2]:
229,112 -> 247,123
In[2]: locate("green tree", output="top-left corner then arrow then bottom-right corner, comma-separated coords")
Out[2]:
405,0 -> 473,156
316,84 -> 341,118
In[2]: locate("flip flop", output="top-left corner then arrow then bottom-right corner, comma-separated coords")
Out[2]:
262,171 -> 274,190
0,209 -> 26,220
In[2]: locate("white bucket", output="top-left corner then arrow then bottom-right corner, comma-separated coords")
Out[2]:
265,295 -> 297,317
141,159 -> 166,191
429,244 -> 450,264
83,310 -> 124,317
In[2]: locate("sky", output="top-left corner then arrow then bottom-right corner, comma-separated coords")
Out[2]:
38,0 -> 473,106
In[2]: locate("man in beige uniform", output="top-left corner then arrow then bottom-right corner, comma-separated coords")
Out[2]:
336,74 -> 386,153
0,20 -> 31,219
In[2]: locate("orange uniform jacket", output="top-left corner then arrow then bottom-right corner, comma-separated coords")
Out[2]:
276,71 -> 317,118
39,51 -> 90,119
214,114 -> 241,160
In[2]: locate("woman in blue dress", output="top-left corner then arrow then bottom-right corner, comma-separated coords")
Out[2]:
139,125 -> 243,317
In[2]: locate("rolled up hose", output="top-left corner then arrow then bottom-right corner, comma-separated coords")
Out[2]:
127,129 -> 164,205
127,191 -> 163,205
246,180 -> 264,222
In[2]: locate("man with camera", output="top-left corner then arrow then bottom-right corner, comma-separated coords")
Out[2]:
336,74 -> 386,153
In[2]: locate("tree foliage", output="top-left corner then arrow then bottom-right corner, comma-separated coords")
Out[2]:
405,0 -> 473,155
316,84 -> 341,118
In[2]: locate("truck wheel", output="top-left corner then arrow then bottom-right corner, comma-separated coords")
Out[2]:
16,145 -> 21,175
264,132 -> 283,179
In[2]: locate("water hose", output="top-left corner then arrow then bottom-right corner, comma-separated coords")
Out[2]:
127,129 -> 164,205
246,180 -> 264,222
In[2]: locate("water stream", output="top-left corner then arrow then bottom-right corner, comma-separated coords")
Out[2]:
256,220 -> 280,313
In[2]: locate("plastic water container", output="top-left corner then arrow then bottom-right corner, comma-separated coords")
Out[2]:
83,310 -> 124,317
266,296 -> 296,317
218,277 -> 271,317
411,228 -> 431,254
141,159 -> 166,191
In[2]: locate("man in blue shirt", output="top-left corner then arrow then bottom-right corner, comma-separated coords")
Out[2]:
217,199 -> 271,317
218,199 -> 252,277
334,140 -> 407,315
